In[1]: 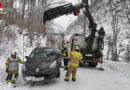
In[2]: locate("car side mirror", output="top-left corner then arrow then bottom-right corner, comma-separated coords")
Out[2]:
25,56 -> 29,59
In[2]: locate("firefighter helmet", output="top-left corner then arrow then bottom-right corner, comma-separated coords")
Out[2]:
98,26 -> 105,35
11,51 -> 17,56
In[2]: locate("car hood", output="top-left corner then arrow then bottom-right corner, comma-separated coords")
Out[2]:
25,56 -> 55,71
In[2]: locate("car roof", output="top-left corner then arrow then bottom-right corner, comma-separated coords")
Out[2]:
35,46 -> 54,50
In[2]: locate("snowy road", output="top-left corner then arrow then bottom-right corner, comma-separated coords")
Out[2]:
0,64 -> 130,90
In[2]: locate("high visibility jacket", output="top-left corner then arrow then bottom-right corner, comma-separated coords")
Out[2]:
69,51 -> 83,67
97,37 -> 104,50
6,56 -> 24,70
62,50 -> 69,59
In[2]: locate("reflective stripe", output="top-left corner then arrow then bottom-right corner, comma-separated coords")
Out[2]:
64,65 -> 68,68
65,77 -> 69,80
80,61 -> 83,63
81,56 -> 83,59
63,53 -> 69,58
64,57 -> 69,59
6,60 -> 10,64
69,63 -> 78,67
18,59 -> 24,64
72,76 -> 76,79
7,79 -> 11,83
6,65 -> 8,69
12,78 -> 17,82
6,59 -> 10,69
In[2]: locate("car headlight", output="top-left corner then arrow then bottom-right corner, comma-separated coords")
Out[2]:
50,61 -> 57,68
22,64 -> 26,71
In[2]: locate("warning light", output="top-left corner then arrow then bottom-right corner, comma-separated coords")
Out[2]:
0,2 -> 2,8
74,10 -> 80,16
74,33 -> 79,36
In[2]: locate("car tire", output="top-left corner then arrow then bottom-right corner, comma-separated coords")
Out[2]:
88,62 -> 97,67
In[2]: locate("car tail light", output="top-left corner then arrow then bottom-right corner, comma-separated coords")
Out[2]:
95,58 -> 103,63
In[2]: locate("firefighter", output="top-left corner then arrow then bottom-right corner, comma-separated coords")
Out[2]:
6,51 -> 24,85
97,26 -> 105,49
96,26 -> 105,56
64,46 -> 83,81
93,26 -> 105,63
62,47 -> 69,70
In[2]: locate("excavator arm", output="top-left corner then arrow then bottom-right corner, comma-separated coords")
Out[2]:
43,3 -> 86,23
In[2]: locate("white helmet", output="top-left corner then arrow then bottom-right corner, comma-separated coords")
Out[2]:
11,51 -> 17,55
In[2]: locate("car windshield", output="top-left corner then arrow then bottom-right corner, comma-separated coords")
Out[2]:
29,48 -> 54,58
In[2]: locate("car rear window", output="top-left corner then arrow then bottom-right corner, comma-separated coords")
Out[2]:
30,48 -> 54,58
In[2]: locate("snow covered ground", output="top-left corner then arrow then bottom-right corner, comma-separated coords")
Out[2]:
1,53 -> 130,90
0,63 -> 130,90
0,45 -> 130,90
103,60 -> 130,78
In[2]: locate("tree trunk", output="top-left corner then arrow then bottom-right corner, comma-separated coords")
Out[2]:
111,11 -> 118,61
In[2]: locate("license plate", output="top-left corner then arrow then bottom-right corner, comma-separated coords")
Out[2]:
85,54 -> 93,57
32,77 -> 44,81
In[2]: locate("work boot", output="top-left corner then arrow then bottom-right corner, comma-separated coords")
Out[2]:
72,78 -> 76,82
11,80 -> 16,84
7,79 -> 11,84
64,79 -> 69,81
64,67 -> 68,70
64,76 -> 69,81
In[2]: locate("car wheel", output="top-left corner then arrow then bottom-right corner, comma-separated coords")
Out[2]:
88,62 -> 97,67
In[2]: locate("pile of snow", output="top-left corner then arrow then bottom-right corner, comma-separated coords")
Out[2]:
0,68 -> 7,86
103,60 -> 130,77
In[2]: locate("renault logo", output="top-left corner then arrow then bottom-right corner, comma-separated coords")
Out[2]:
35,68 -> 39,73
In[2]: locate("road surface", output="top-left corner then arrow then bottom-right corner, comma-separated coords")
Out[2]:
0,64 -> 130,90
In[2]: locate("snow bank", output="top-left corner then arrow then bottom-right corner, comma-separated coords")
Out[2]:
0,68 -> 7,86
104,60 -> 130,77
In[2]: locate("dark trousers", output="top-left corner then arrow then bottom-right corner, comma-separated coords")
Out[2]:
64,58 -> 69,69
6,72 -> 18,84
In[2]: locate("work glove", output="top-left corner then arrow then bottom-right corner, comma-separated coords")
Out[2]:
6,69 -> 8,73
80,61 -> 83,63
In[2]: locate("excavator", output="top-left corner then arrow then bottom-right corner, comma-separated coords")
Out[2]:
43,0 -> 105,70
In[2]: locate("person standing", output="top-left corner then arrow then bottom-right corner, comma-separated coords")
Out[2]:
97,26 -> 105,50
6,51 -> 24,86
62,47 -> 69,70
64,46 -> 83,81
